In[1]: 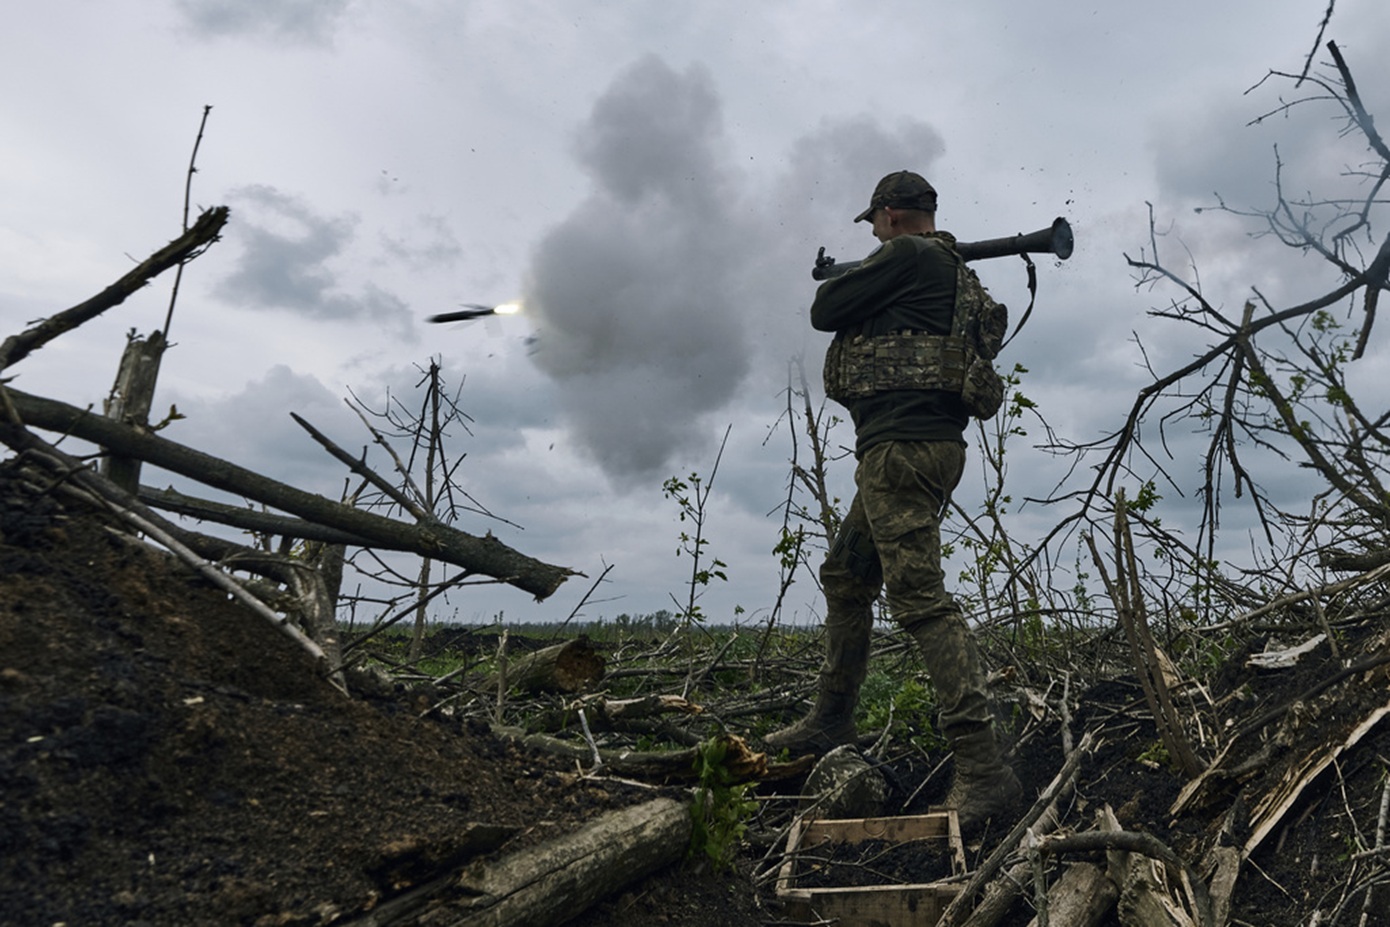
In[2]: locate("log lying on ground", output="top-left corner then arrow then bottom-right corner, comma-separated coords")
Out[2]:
478,639 -> 605,695
495,728 -> 814,783
4,388 -> 574,600
527,694 -> 705,740
441,797 -> 691,927
589,693 -> 704,721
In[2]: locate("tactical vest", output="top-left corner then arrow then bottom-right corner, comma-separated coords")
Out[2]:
822,245 -> 1008,419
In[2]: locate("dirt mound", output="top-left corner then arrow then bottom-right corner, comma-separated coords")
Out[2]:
0,465 -> 762,927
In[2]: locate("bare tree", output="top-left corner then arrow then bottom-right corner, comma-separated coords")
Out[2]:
1042,40 -> 1390,620
341,358 -> 522,657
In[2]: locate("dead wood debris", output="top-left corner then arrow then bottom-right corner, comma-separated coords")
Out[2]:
1,207 -> 576,702
331,562 -> 1390,927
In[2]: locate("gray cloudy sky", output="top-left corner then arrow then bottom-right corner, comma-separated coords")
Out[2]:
4,0 -> 1389,625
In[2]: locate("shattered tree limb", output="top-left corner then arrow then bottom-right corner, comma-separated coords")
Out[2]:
0,206 -> 230,372
475,638 -> 605,695
139,484 -> 377,547
4,387 -> 575,600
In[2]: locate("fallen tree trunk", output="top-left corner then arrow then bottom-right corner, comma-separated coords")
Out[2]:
442,797 -> 691,927
478,639 -> 605,695
525,694 -> 706,741
587,693 -> 705,721
4,388 -> 574,600
139,484 -> 375,547
494,728 -> 814,783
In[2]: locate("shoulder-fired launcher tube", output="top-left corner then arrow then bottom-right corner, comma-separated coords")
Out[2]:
812,216 -> 1074,280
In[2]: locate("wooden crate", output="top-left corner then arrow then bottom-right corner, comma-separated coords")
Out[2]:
775,812 -> 966,927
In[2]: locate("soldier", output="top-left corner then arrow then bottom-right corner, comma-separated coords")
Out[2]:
766,170 -> 1022,832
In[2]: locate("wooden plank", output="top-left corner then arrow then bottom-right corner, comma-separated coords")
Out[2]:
777,813 -> 965,927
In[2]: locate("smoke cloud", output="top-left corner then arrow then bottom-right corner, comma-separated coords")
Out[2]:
523,56 -> 752,485
524,54 -> 947,486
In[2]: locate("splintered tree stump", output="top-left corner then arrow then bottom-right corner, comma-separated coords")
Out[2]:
444,797 -> 691,927
101,329 -> 166,493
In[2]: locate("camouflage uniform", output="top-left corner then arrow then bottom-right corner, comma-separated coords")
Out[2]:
824,440 -> 993,737
766,171 -> 1020,830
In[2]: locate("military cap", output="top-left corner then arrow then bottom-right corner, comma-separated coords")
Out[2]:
854,170 -> 938,222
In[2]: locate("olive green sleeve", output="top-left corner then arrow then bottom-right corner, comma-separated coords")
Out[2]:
809,238 -> 916,332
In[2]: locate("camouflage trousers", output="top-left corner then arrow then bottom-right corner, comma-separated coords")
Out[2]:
821,440 -> 993,734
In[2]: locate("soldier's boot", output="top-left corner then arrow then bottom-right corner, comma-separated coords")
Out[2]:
907,615 -> 1022,833
941,722 -> 1023,834
764,607 -> 872,757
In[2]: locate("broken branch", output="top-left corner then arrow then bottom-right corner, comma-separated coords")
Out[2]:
0,206 -> 229,372
4,387 -> 574,599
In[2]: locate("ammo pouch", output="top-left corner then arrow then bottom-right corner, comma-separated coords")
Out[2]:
960,354 -> 1005,419
823,331 -> 1005,418
823,331 -> 967,401
828,524 -> 883,584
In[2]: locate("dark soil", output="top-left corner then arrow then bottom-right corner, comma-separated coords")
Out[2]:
796,837 -> 954,888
